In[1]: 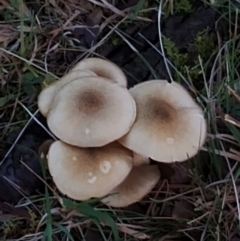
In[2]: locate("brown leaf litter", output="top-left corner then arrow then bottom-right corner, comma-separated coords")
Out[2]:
0,24 -> 18,47
0,201 -> 30,220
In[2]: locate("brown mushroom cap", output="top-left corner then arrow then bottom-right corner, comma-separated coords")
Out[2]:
38,70 -> 97,117
47,140 -> 133,200
38,139 -> 54,159
119,80 -> 207,163
70,57 -> 127,87
47,76 -> 136,147
101,165 -> 160,207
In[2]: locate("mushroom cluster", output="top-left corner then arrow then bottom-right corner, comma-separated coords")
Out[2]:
37,57 -> 207,207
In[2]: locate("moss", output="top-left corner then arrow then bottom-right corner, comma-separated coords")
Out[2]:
163,0 -> 194,17
192,29 -> 216,61
163,36 -> 188,81
110,35 -> 121,46
163,28 -> 217,86
174,0 -> 193,13
0,209 -> 39,239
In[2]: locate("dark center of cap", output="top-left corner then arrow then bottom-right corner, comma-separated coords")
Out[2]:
147,98 -> 176,123
77,89 -> 105,114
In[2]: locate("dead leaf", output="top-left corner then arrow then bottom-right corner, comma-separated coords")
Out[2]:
157,162 -> 192,184
84,7 -> 102,47
0,0 -> 9,6
117,224 -> 150,240
85,229 -> 104,241
0,202 -> 30,219
170,163 -> 192,184
157,162 -> 175,178
0,33 -> 10,42
79,0 -> 93,11
172,199 -> 196,221
0,24 -> 18,47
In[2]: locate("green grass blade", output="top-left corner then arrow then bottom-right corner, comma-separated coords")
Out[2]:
53,223 -> 75,241
63,198 -> 120,241
41,159 -> 53,241
92,218 -> 108,241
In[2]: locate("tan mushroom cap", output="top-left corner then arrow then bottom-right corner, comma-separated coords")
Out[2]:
38,69 -> 97,117
132,152 -> 150,166
48,140 -> 133,200
47,76 -> 136,147
119,80 -> 207,163
101,165 -> 160,207
70,57 -> 127,87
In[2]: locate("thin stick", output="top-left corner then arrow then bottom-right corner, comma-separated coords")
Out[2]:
158,0 -> 173,82
219,141 -> 240,229
0,47 -> 57,78
0,109 -> 39,165
151,179 -> 231,203
17,101 -> 57,140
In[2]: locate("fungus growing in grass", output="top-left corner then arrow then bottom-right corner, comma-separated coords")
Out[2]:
101,165 -> 160,207
38,70 -> 97,117
47,76 -> 136,147
70,57 -> 127,87
47,140 -> 133,200
119,80 -> 207,163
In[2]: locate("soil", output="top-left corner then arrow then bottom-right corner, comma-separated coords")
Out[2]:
0,115 -> 51,203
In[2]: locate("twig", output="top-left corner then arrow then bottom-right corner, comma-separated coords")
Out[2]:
0,108 -> 39,166
157,0 -> 173,82
0,47 -> 57,78
17,101 -> 57,140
